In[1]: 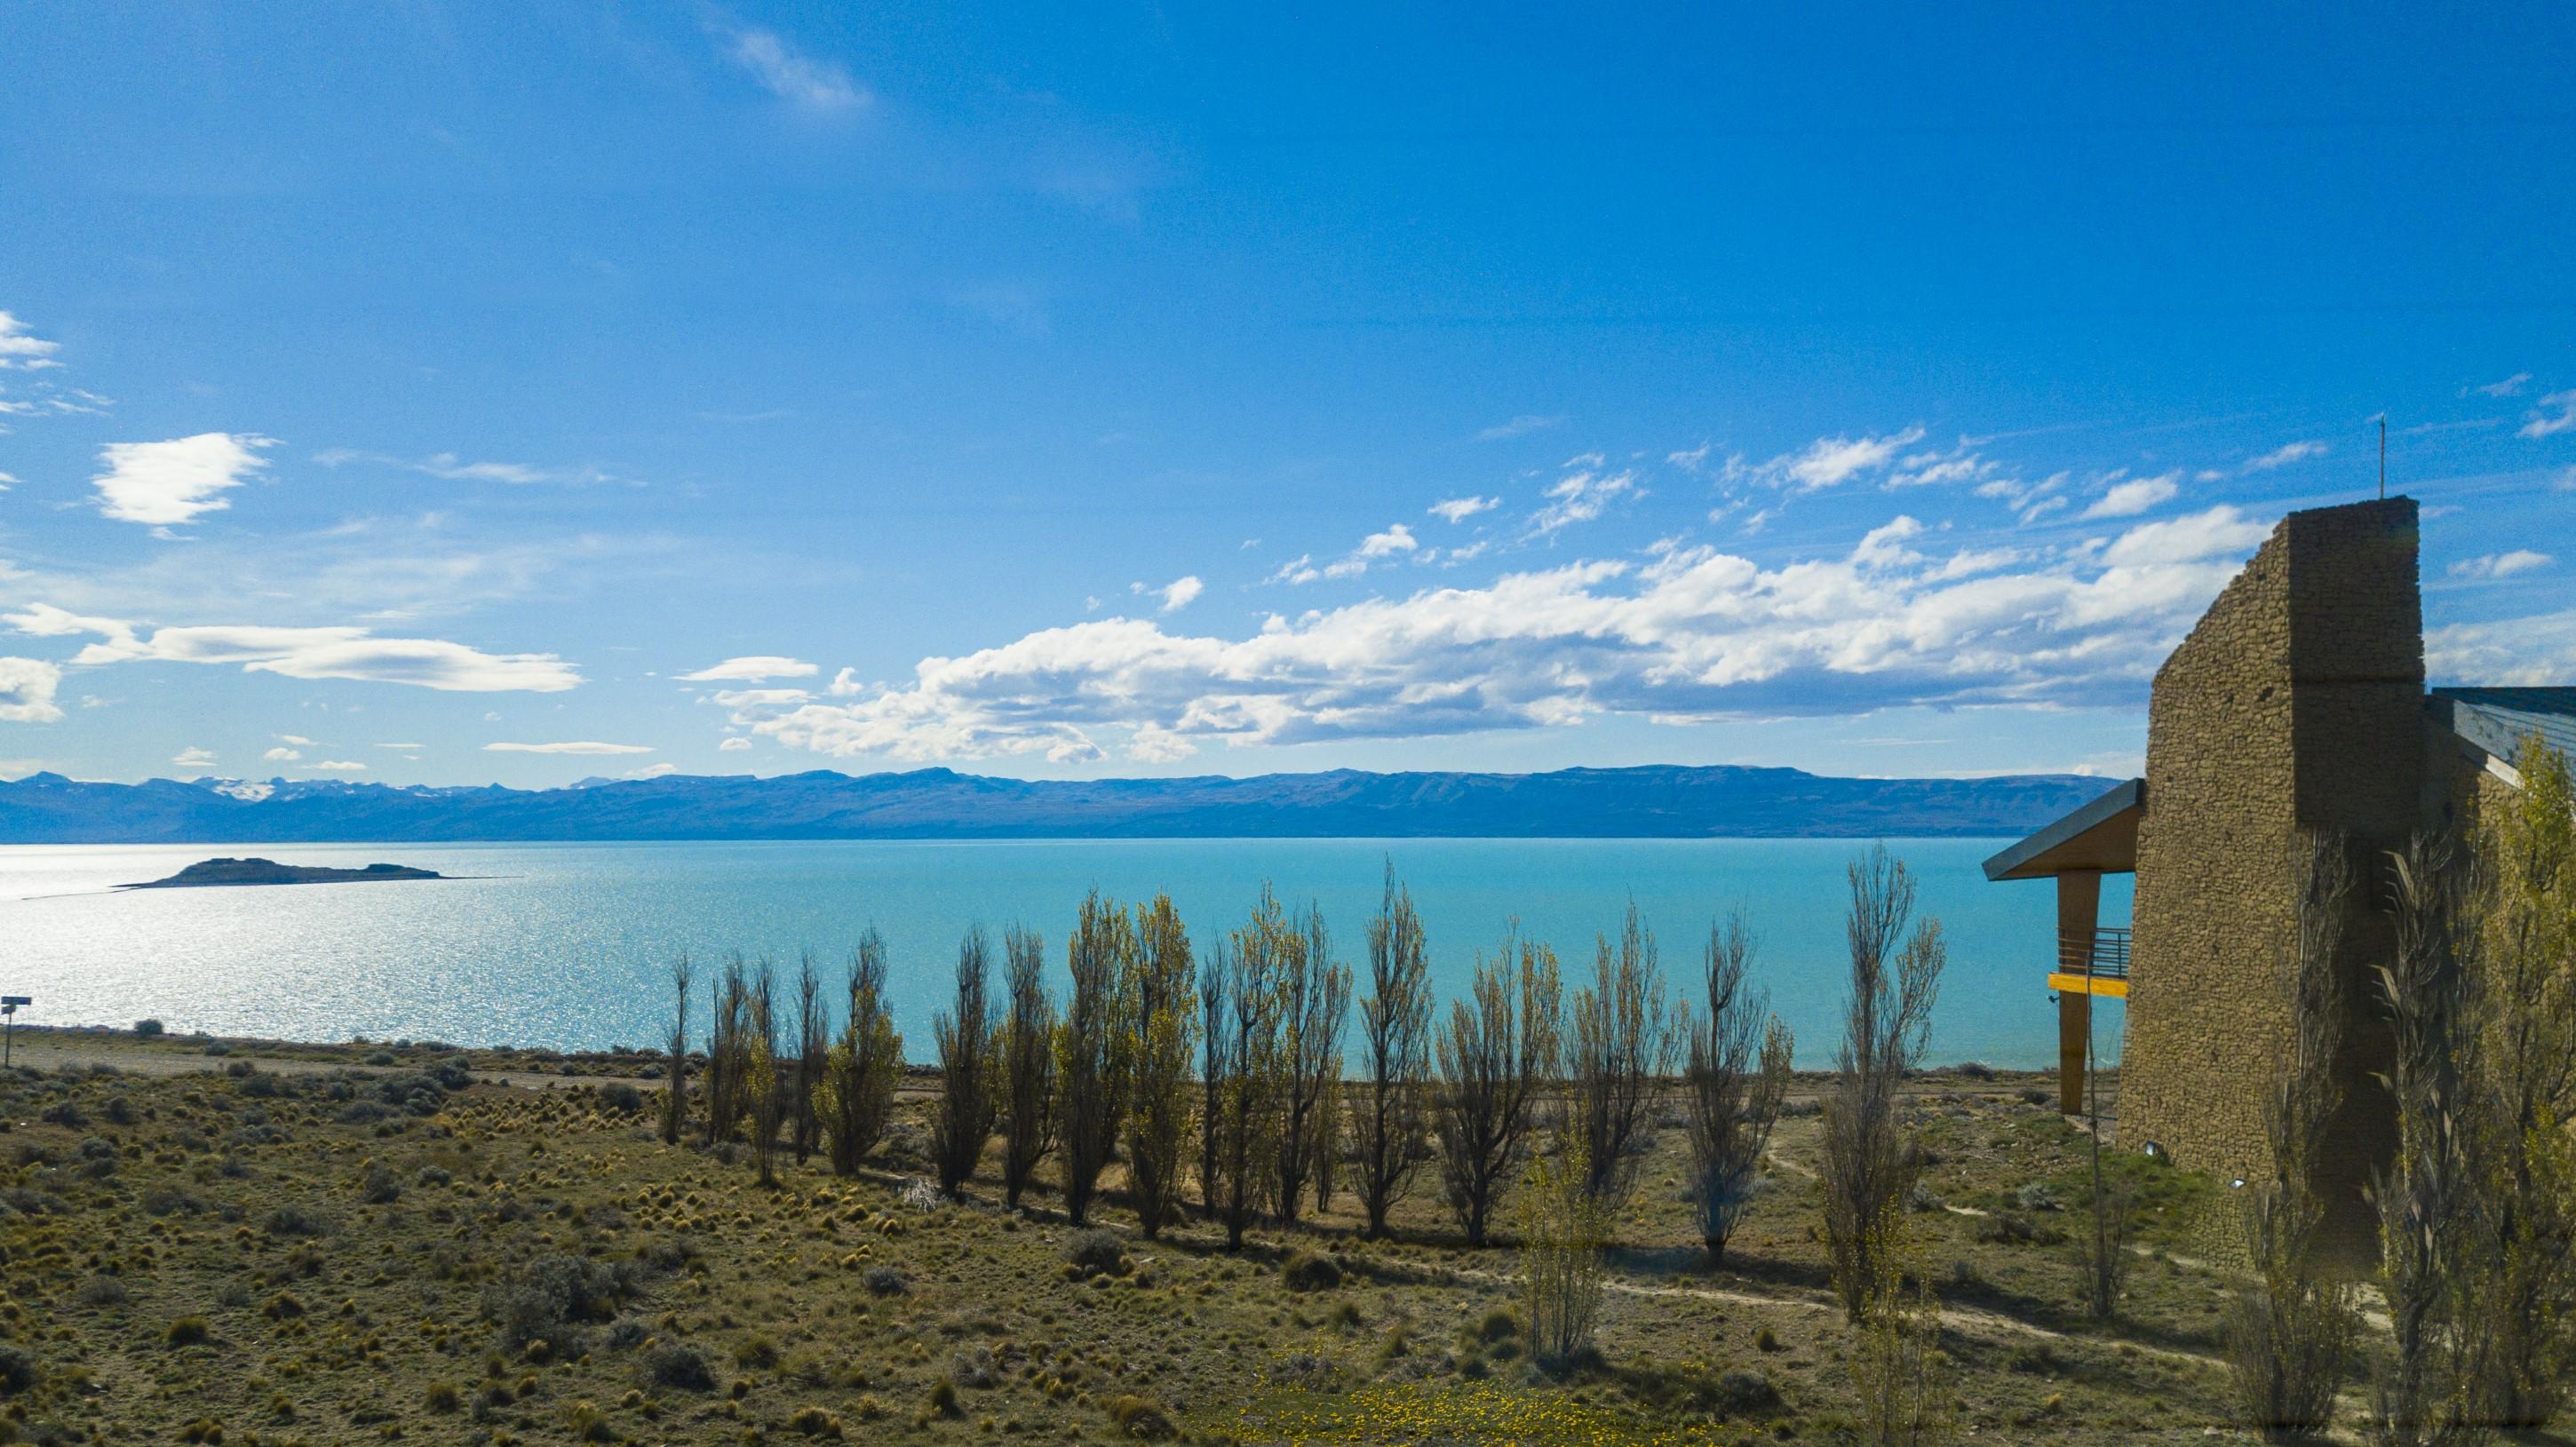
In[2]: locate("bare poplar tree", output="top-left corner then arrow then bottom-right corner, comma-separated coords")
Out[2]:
791,950 -> 827,1166
1207,930 -> 1286,1250
1356,863 -> 1433,1237
1309,1069 -> 1342,1217
1682,909 -> 1792,1265
998,924 -> 1058,1210
661,953 -> 693,1147
931,927 -> 998,1199
1821,845 -> 1946,1323
1199,954 -> 1229,1218
1275,903 -> 1351,1224
1566,902 -> 1677,1213
2225,835 -> 2361,1441
1058,890 -> 1137,1226
746,959 -> 783,1186
704,953 -> 752,1145
816,930 -> 901,1176
1435,928 -> 1562,1248
2367,832 -> 2492,1447
1126,894 -> 1197,1237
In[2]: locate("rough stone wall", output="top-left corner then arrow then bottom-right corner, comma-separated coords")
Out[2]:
2121,498 -> 2422,1245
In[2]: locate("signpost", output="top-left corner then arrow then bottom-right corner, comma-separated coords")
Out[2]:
1,997 -> 27,1069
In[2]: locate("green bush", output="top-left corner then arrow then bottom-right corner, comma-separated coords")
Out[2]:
1105,1394 -> 1176,1440
1281,1250 -> 1341,1292
165,1316 -> 211,1347
133,1019 -> 165,1038
643,1342 -> 715,1391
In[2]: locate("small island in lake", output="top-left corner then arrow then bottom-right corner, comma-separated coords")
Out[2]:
118,857 -> 449,889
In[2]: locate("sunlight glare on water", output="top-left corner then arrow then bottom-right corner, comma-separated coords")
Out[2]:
0,838 -> 2128,1068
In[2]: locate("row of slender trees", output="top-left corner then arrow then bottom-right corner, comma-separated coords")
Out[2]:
656,862 -> 1801,1258
2230,733 -> 2576,1443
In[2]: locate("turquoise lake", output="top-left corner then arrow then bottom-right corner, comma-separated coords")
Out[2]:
0,839 -> 2129,1069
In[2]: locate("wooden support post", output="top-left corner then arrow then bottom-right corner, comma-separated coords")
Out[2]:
2055,871 -> 2102,1115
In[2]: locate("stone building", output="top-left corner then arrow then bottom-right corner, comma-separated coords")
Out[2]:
1983,496 -> 2574,1230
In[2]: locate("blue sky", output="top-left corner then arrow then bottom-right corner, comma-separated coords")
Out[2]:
2,3 -> 2570,788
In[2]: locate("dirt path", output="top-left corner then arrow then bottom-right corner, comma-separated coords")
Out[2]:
1442,1264 -> 2228,1371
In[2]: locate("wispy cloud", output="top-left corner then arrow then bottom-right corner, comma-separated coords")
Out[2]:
313,449 -> 623,487
680,656 -> 818,683
1428,496 -> 1499,524
2470,371 -> 2532,398
2449,550 -> 2552,581
171,746 -> 216,770
91,433 -> 275,529
0,312 -> 60,370
719,24 -> 870,112
1774,426 -> 1926,491
1529,460 -> 1639,536
1474,414 -> 1564,441
309,759 -> 368,773
5,604 -> 582,692
262,746 -> 301,761
482,741 -> 654,755
2520,390 -> 2576,440
2243,440 -> 2327,472
2079,472 -> 2180,520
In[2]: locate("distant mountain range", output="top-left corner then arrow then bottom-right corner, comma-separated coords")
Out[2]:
0,765 -> 2113,843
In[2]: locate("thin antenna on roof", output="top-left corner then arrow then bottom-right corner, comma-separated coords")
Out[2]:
2379,415 -> 2387,500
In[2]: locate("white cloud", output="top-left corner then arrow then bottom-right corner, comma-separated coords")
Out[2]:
716,505 -> 2277,764
1157,576 -> 1203,613
1358,525 -> 1418,559
2079,473 -> 2180,520
374,743 -> 425,750
680,656 -> 818,682
2521,391 -> 2576,440
1849,517 -> 1926,570
91,433 -> 275,528
0,657 -> 63,723
1888,445 -> 1998,489
719,736 -> 753,751
275,733 -> 315,746
2449,550 -> 2553,580
1475,414 -> 1564,441
2472,371 -> 2532,398
624,762 -> 679,778
2429,608 -> 2576,686
4,604 -> 582,692
0,312 -> 60,370
262,746 -> 301,762
721,26 -> 870,111
309,759 -> 368,773
1774,426 -> 1926,491
482,741 -> 655,755
2097,505 -> 2271,568
313,449 -> 615,487
1428,496 -> 1499,524
1529,465 -> 1639,536
171,746 -> 216,770
2244,440 -> 2327,472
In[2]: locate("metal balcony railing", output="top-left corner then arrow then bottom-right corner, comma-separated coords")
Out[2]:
2055,926 -> 2130,982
